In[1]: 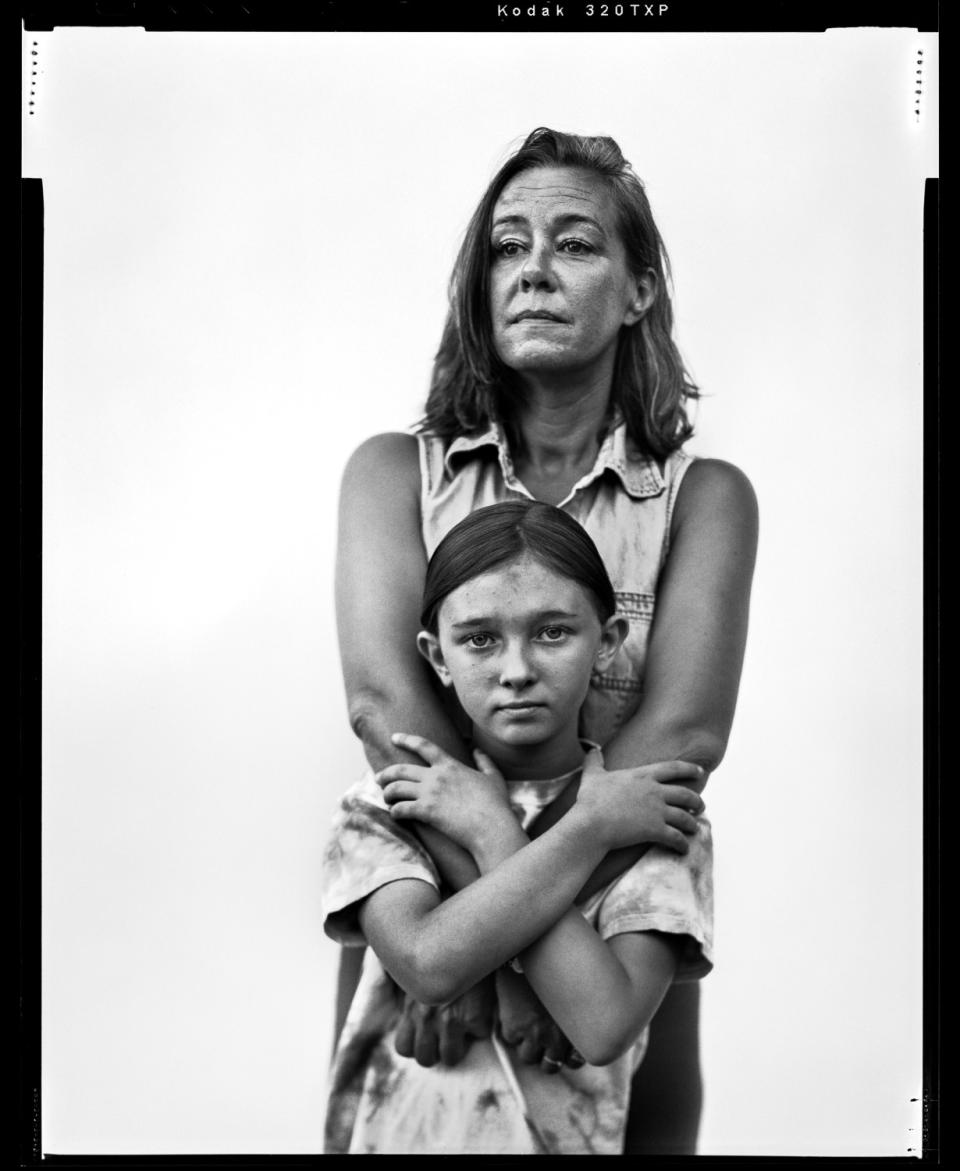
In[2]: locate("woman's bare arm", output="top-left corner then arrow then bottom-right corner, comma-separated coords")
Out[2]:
532,459 -> 759,897
336,432 -> 480,887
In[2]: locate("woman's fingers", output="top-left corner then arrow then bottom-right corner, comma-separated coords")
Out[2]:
394,1000 -> 419,1058
414,1026 -> 440,1068
390,732 -> 447,763
516,1036 -> 544,1066
541,1031 -> 572,1076
438,1015 -> 468,1067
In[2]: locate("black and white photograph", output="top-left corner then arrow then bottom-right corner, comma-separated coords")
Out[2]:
22,4 -> 937,1159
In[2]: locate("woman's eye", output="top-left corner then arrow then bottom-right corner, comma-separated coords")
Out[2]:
493,239 -> 524,258
466,633 -> 494,649
559,238 -> 591,255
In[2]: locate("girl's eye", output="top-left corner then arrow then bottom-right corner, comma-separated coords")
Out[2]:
538,626 -> 568,642
466,633 -> 495,649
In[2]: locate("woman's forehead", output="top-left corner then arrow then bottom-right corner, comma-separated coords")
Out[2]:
493,165 -> 615,223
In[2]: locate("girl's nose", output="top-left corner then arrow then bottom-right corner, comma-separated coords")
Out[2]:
498,642 -> 536,689
519,241 -> 556,291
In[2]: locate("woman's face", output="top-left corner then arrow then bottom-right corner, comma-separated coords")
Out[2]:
417,554 -> 625,776
488,166 -> 649,382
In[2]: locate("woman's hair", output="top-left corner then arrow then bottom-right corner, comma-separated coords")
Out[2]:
421,500 -> 617,634
418,127 -> 699,460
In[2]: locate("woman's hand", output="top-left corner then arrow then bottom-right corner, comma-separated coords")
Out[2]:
495,966 -> 584,1075
574,748 -> 705,854
394,979 -> 495,1067
376,733 -> 515,856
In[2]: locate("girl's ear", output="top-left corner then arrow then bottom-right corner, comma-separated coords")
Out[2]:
622,267 -> 657,327
416,630 -> 453,687
595,616 -> 629,671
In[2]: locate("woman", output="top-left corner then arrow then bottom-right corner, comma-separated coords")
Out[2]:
334,127 -> 758,1154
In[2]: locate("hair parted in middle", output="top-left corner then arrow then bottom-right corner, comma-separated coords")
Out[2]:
420,500 -> 618,635
418,127 -> 699,460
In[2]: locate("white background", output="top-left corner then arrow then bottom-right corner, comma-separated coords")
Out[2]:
25,25 -> 936,1156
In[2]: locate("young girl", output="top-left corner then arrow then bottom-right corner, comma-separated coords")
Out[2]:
321,501 -> 713,1155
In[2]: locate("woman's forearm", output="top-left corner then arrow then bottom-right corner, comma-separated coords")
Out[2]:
336,433 -> 481,889
349,686 -> 482,888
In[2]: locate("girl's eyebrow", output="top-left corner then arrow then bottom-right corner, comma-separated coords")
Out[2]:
449,608 -> 581,630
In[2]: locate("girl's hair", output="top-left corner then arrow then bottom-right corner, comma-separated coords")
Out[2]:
421,501 -> 617,634
418,127 -> 699,460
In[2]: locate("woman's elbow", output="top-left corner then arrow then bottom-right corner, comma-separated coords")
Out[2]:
658,724 -> 728,775
691,730 -> 727,774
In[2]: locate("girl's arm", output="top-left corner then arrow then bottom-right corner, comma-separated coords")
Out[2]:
336,432 -> 481,889
358,755 -> 701,1013
531,458 -> 759,896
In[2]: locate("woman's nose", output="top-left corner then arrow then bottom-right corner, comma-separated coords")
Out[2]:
519,242 -> 556,290
498,642 -> 536,688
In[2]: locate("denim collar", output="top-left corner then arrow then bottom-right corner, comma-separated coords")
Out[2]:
443,418 -> 665,501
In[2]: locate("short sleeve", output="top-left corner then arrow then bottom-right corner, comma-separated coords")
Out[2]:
593,817 -> 714,981
321,773 -> 441,946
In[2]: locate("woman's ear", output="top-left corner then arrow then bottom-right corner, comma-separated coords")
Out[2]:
595,616 -> 629,671
622,267 -> 657,327
416,630 -> 453,687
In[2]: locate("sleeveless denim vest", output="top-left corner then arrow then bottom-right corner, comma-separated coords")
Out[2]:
418,421 -> 694,747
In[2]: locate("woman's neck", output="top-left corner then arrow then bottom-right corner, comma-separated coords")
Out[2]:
472,723 -> 587,782
508,374 -> 613,505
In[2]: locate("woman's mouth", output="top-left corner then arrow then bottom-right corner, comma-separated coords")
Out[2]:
512,310 -> 568,323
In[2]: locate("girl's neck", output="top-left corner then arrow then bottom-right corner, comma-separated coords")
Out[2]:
472,724 -> 587,782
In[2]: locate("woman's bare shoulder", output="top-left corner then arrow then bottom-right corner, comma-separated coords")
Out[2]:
342,432 -> 421,497
676,457 -> 758,526
345,431 -> 419,473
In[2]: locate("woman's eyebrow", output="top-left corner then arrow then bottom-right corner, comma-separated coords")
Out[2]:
490,213 -> 606,235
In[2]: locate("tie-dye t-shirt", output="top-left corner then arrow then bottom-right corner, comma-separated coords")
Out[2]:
321,762 -> 713,1155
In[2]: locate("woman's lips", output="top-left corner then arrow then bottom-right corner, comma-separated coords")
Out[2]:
512,310 -> 568,323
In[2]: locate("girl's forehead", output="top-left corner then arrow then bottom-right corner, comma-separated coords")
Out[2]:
438,555 -> 596,620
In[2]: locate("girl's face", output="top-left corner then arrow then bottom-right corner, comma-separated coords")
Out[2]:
417,554 -> 626,775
